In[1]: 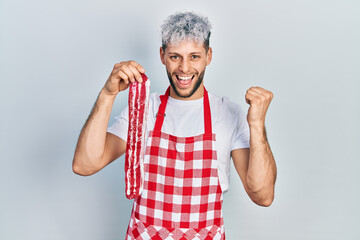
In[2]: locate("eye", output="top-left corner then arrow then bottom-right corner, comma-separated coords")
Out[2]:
170,55 -> 179,60
191,55 -> 200,59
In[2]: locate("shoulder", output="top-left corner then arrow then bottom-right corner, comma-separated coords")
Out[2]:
149,92 -> 160,102
208,92 -> 245,120
148,92 -> 162,119
149,92 -> 162,108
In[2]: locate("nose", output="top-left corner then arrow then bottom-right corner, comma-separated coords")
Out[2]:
179,59 -> 190,73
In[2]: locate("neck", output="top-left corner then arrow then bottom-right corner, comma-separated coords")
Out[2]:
169,84 -> 205,100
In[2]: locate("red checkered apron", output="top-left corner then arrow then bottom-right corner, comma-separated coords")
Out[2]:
126,87 -> 225,240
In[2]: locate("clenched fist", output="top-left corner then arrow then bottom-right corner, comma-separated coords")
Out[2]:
245,87 -> 274,127
102,61 -> 145,96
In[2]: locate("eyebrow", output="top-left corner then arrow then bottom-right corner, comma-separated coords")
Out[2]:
168,52 -> 203,55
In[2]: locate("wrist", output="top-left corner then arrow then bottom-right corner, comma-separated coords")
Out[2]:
100,88 -> 118,101
249,122 -> 268,147
248,121 -> 265,131
249,121 -> 266,137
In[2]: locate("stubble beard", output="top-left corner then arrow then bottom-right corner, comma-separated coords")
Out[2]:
166,70 -> 206,99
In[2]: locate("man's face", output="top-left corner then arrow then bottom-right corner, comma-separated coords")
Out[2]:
160,40 -> 212,100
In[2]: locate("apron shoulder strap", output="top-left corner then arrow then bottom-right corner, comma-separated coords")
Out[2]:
154,87 -> 169,132
203,88 -> 212,134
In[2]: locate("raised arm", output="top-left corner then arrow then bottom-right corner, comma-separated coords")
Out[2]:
72,61 -> 145,176
232,87 -> 277,206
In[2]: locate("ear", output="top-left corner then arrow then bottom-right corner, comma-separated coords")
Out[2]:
160,47 -> 165,65
206,47 -> 213,66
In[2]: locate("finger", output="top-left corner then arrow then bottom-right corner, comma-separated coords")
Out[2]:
247,87 -> 267,97
128,64 -> 143,82
130,61 -> 145,74
118,71 -> 130,85
246,88 -> 262,100
113,62 -> 122,69
249,87 -> 274,100
110,66 -> 120,78
111,63 -> 121,73
121,66 -> 136,83
248,88 -> 272,103
245,92 -> 257,105
250,87 -> 264,94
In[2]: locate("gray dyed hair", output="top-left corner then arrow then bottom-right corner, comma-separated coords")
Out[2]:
161,12 -> 212,52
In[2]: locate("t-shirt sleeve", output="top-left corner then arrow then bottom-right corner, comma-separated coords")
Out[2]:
230,104 -> 250,150
107,106 -> 129,142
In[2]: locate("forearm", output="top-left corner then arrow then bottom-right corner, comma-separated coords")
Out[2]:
73,88 -> 116,175
246,123 -> 277,206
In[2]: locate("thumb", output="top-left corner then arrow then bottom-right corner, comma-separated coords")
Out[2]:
245,93 -> 252,105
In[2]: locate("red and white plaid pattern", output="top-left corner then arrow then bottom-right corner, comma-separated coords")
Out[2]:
134,132 -> 223,229
125,87 -> 225,239
127,211 -> 224,240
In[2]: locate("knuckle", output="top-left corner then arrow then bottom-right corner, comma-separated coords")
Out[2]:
119,65 -> 126,71
119,61 -> 127,67
250,86 -> 257,91
112,66 -> 119,73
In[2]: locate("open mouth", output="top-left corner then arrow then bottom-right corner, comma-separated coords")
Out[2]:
175,75 -> 195,87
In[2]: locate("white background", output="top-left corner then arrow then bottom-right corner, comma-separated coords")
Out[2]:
1,0 -> 359,239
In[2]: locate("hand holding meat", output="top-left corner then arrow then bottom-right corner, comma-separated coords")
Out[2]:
103,61 -> 145,96
245,87 -> 274,127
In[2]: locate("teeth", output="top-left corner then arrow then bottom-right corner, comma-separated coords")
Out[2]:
178,76 -> 192,81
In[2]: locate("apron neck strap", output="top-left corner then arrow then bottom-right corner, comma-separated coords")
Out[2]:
203,88 -> 212,134
154,86 -> 212,134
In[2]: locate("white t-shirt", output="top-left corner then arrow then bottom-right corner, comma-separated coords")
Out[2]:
108,92 -> 250,193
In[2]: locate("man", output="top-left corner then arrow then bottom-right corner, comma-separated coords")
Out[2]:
73,12 -> 276,240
